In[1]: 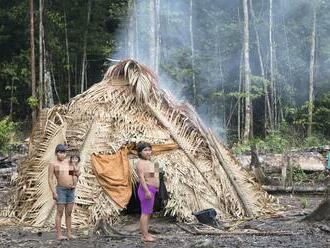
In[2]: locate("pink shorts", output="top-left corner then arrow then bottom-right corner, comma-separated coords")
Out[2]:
137,184 -> 158,214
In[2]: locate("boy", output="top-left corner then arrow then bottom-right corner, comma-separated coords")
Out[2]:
48,144 -> 80,240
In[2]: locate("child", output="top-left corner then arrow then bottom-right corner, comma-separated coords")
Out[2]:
48,144 -> 77,240
69,155 -> 81,188
136,142 -> 159,242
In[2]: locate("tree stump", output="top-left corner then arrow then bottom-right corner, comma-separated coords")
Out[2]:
250,144 -> 268,185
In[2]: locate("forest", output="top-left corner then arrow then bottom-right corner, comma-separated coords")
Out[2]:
1,1 -> 330,247
0,0 -> 330,154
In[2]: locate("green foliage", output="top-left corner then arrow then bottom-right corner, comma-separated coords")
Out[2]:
0,0 -> 329,146
292,167 -> 309,183
232,142 -> 251,155
316,172 -> 327,181
232,131 -> 289,155
261,131 -> 289,153
299,197 -> 309,209
313,92 -> 330,136
0,117 -> 16,155
303,135 -> 329,147
27,96 -> 38,108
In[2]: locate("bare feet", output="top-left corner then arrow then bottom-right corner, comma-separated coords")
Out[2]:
141,234 -> 156,242
57,235 -> 68,241
67,234 -> 77,240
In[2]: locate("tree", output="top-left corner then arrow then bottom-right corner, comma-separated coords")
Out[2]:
189,0 -> 197,106
149,0 -> 157,71
308,5 -> 316,137
242,0 -> 252,142
38,0 -> 54,108
250,0 -> 273,132
64,9 -> 71,100
39,0 -> 44,110
29,0 -> 37,123
81,0 -> 92,93
269,0 -> 275,129
127,0 -> 136,59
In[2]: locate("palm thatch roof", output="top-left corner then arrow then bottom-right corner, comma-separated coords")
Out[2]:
6,59 -> 275,227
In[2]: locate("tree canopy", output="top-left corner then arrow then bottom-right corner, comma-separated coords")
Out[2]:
0,0 -> 329,148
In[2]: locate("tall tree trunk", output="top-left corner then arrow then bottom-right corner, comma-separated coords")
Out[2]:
149,0 -> 156,70
216,25 -> 226,128
189,0 -> 197,106
30,0 -> 36,123
238,50 -> 243,141
127,0 -> 136,58
273,44 -> 279,125
237,7 -> 243,141
43,50 -> 54,108
64,10 -> 71,100
269,0 -> 275,128
243,0 -> 252,142
281,0 -> 293,91
155,0 -> 161,74
38,1 -> 53,109
163,0 -> 170,61
9,79 -> 14,118
74,55 -> 78,95
39,0 -> 44,110
250,0 -> 273,132
50,62 -> 60,103
80,0 -> 92,93
134,0 -> 139,60
308,7 -> 316,137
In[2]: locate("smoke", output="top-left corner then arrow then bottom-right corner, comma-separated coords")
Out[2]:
109,0 -> 329,142
108,0 -> 229,141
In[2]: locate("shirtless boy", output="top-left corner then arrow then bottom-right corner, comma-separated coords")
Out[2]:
136,142 -> 159,242
48,144 -> 80,240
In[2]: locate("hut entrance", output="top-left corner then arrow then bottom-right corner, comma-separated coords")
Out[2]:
125,184 -> 141,214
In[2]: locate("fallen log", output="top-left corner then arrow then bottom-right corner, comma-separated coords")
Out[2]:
0,168 -> 15,174
0,182 -> 11,188
176,223 -> 293,236
0,156 -> 9,162
262,185 -> 326,193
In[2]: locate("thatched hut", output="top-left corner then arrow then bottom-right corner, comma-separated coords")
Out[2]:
7,60 -> 274,227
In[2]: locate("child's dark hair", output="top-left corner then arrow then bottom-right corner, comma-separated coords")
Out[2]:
136,142 -> 152,159
55,144 -> 66,154
70,154 -> 81,163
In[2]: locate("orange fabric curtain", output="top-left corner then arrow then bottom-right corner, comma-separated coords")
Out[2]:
91,143 -> 178,208
91,149 -> 131,208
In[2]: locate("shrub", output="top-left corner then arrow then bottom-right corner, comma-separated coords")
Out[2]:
302,134 -> 329,148
0,117 -> 16,155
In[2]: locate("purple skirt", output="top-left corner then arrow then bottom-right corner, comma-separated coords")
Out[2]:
137,184 -> 158,214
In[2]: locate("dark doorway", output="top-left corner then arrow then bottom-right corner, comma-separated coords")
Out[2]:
125,184 -> 141,214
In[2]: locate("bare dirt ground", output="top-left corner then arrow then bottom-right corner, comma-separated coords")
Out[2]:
0,187 -> 330,248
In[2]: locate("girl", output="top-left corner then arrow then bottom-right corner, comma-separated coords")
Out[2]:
136,142 -> 159,242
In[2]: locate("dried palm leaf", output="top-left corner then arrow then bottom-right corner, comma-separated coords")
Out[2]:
5,59 -> 276,227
